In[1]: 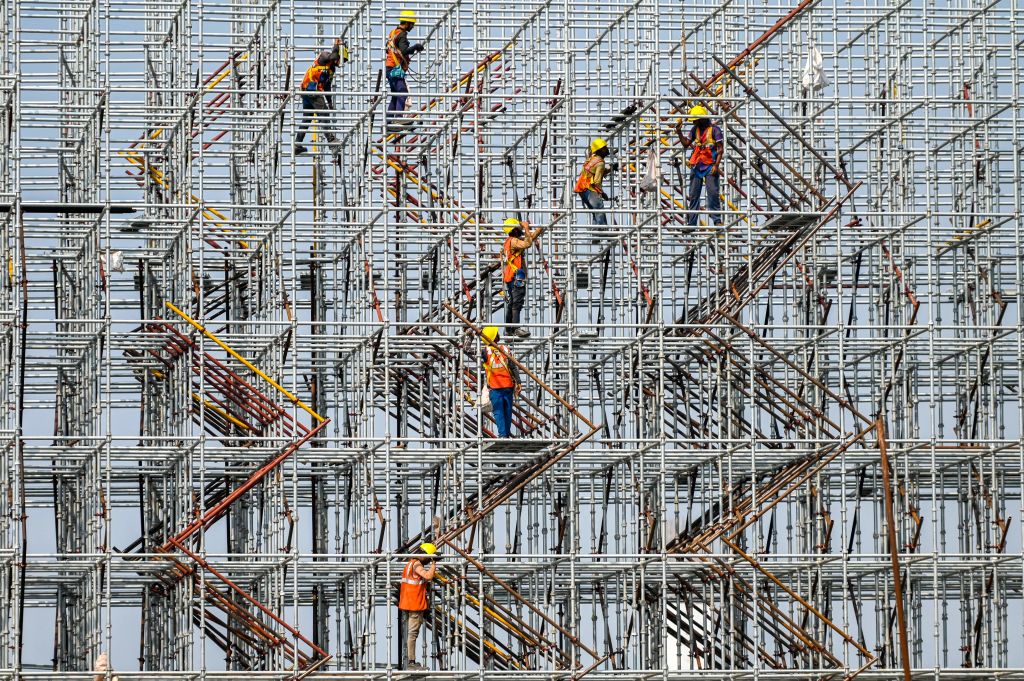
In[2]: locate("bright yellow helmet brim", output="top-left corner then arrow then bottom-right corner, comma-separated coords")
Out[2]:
482,326 -> 500,343
398,9 -> 417,24
502,217 -> 520,233
420,542 -> 437,555
687,104 -> 710,122
590,138 -> 607,153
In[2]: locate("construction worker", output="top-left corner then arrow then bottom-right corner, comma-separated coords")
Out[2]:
294,39 -> 342,156
675,105 -> 725,226
385,10 -> 425,123
481,326 -> 522,437
500,217 -> 538,339
574,138 -> 611,226
399,542 -> 438,670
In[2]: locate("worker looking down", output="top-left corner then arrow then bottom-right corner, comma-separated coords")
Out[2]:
675,105 -> 725,226
399,542 -> 438,670
294,39 -> 342,157
574,138 -> 611,226
501,218 -> 538,339
481,326 -> 522,438
385,10 -> 425,124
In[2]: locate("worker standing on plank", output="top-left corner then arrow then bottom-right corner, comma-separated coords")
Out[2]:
294,39 -> 342,157
399,542 -> 438,670
481,326 -> 522,437
675,105 -> 725,226
500,218 -> 538,339
385,10 -> 425,123
574,138 -> 612,226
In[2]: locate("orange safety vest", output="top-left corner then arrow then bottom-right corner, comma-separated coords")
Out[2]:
398,558 -> 428,611
502,237 -> 525,283
688,126 -> 719,167
484,346 -> 515,390
301,62 -> 334,92
573,154 -> 603,193
385,27 -> 409,69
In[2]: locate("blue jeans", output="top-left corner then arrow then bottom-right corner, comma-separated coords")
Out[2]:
579,190 -> 608,226
489,387 -> 514,437
387,75 -> 409,116
687,168 -> 721,226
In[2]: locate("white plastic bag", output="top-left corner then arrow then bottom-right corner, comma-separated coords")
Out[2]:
478,387 -> 492,413
99,250 -> 124,273
640,146 -> 660,192
801,44 -> 829,92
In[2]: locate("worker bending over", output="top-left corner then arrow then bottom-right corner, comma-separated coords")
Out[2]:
295,39 -> 342,157
501,218 -> 538,339
574,138 -> 611,226
481,326 -> 522,438
675,105 -> 725,226
399,542 -> 438,670
385,10 -> 425,123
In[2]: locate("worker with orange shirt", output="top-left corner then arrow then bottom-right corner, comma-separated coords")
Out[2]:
398,542 -> 438,670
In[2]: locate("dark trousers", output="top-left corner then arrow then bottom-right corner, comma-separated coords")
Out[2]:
388,75 -> 409,116
687,169 -> 722,225
489,387 -> 514,437
295,95 -> 336,144
505,281 -> 525,327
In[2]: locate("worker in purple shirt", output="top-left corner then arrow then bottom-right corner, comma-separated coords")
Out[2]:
675,105 -> 725,226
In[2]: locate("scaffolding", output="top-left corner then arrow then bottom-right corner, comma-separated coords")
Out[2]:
2,0 -> 1023,678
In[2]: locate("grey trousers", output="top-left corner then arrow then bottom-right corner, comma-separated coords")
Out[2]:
405,609 -> 425,663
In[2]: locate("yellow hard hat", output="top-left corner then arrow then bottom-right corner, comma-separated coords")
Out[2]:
502,217 -> 520,233
590,138 -> 607,153
420,542 -> 437,555
687,104 -> 710,122
398,9 -> 417,24
482,326 -> 500,343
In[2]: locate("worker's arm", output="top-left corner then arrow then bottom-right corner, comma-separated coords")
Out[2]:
413,560 -> 437,581
711,126 -> 724,175
509,361 -> 522,394
591,162 -> 608,199
508,221 -> 538,250
674,120 -> 693,148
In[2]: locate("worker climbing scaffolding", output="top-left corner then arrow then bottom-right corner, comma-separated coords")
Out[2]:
500,218 -> 538,339
675,105 -> 725,226
385,10 -> 426,127
294,39 -> 343,157
481,326 -> 522,438
399,542 -> 438,670
574,138 -> 612,226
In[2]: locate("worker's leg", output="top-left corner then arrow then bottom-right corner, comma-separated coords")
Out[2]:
706,172 -> 722,225
586,190 -> 608,226
311,95 -> 337,145
387,75 -> 409,117
405,609 -> 424,665
504,281 -> 516,328
294,96 -> 315,144
686,170 -> 704,226
489,388 -> 513,437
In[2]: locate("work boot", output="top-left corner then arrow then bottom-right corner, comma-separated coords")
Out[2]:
406,661 -> 425,671
294,144 -> 308,156
513,327 -> 531,338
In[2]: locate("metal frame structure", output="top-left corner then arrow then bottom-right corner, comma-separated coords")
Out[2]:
2,0 -> 1022,678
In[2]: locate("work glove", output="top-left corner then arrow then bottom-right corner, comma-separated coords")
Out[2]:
410,43 -> 425,54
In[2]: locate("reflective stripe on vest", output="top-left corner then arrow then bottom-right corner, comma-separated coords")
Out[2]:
398,559 -> 428,611
688,126 -> 718,167
502,237 -> 524,283
484,346 -> 515,390
574,154 -> 602,193
385,28 -> 409,69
